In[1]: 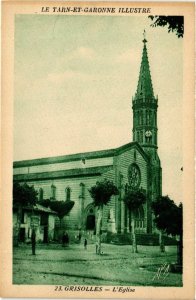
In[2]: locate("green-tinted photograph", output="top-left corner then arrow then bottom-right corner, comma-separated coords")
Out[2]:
13,14 -> 183,287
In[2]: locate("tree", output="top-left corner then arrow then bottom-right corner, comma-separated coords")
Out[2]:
89,179 -> 119,255
39,199 -> 75,228
148,16 -> 184,38
123,187 -> 146,253
152,196 -> 183,265
13,182 -> 38,244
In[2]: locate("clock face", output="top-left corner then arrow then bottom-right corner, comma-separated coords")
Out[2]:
128,164 -> 141,189
145,130 -> 152,137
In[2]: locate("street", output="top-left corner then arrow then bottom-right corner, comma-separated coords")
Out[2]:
13,243 -> 182,286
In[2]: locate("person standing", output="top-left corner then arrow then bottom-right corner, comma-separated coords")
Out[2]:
84,238 -> 87,250
31,228 -> 36,255
96,241 -> 98,254
78,232 -> 82,243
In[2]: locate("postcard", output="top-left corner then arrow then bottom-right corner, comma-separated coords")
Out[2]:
1,1 -> 195,299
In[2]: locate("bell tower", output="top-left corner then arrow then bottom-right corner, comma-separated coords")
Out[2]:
132,31 -> 158,157
132,31 -> 162,211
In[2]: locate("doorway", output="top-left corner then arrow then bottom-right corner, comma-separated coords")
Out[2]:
85,205 -> 96,233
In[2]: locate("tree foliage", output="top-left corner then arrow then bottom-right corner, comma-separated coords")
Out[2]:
148,16 -> 184,38
13,182 -> 38,208
152,196 -> 182,236
89,179 -> 119,207
123,188 -> 146,212
38,199 -> 75,219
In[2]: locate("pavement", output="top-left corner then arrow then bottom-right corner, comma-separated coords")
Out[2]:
13,243 -> 182,286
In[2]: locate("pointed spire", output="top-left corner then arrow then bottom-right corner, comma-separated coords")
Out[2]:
135,31 -> 154,99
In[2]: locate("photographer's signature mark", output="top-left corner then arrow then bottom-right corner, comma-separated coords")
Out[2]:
152,263 -> 170,281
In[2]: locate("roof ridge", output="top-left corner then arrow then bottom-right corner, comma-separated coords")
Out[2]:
13,142 -> 134,167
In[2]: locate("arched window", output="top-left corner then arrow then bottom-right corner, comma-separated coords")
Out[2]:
137,111 -> 139,125
141,111 -> 143,125
134,150 -> 137,161
140,131 -> 143,143
137,131 -> 140,142
145,110 -> 148,125
147,110 -> 150,125
125,183 -> 129,194
65,187 -> 71,201
39,188 -> 44,201
151,135 -> 153,144
80,182 -> 85,198
51,184 -> 56,200
149,110 -> 152,125
140,111 -> 142,125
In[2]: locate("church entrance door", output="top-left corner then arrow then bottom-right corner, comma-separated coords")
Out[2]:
86,215 -> 95,230
84,204 -> 96,235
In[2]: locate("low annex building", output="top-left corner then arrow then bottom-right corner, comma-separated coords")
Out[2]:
13,35 -> 162,241
13,204 -> 57,243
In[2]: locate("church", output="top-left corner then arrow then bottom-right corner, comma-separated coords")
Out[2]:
13,35 -> 162,241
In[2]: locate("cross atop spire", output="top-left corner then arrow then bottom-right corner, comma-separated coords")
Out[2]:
143,29 -> 147,44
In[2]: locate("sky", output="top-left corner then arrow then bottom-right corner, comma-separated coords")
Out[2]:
14,15 -> 183,203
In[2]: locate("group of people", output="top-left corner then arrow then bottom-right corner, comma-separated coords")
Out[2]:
30,229 -> 89,255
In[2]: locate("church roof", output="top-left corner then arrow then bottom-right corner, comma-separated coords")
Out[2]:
14,165 -> 114,181
13,142 -> 149,169
135,34 -> 155,99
